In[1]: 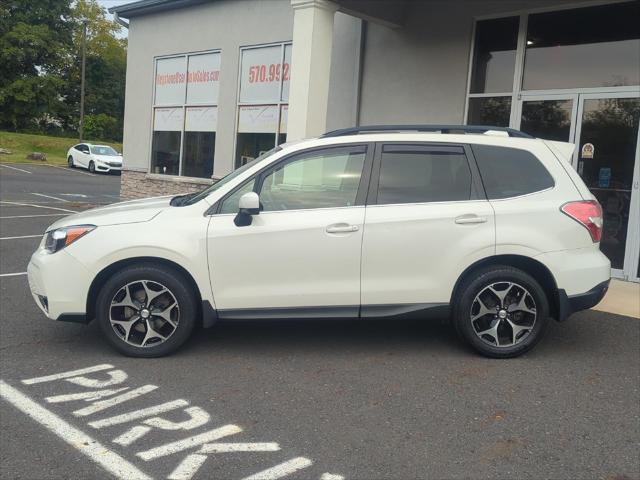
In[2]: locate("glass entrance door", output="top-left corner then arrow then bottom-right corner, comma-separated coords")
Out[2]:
515,94 -> 578,142
516,92 -> 640,281
574,94 -> 640,280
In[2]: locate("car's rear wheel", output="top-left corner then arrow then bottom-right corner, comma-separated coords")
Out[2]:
68,156 -> 75,168
453,266 -> 548,358
96,264 -> 198,357
88,161 -> 96,174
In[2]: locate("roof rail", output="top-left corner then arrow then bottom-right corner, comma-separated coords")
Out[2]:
321,124 -> 534,139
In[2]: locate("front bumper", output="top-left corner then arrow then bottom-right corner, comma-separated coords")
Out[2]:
95,163 -> 122,173
27,247 -> 92,322
557,279 -> 610,322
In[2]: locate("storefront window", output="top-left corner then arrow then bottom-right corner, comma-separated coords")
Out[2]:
523,2 -> 640,91
470,16 -> 519,94
151,51 -> 220,178
236,43 -> 291,167
467,97 -> 511,127
151,107 -> 183,175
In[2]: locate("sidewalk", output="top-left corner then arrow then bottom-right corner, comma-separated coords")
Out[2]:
592,279 -> 640,319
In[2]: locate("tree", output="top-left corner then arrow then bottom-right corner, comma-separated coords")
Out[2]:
61,0 -> 127,140
0,0 -> 72,130
0,0 -> 127,140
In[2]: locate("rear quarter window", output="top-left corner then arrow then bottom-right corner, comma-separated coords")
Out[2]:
472,144 -> 554,199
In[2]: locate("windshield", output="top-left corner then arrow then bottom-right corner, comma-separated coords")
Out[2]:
92,146 -> 119,156
182,146 -> 281,206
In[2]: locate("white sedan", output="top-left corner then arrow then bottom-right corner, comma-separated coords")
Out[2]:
67,143 -> 123,174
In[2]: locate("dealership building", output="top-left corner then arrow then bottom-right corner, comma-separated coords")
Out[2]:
110,0 -> 640,281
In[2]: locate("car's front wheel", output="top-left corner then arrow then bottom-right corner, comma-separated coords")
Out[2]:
96,264 -> 198,357
88,160 -> 96,174
453,266 -> 549,358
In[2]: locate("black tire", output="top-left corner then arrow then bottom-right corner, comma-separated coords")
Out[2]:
452,265 -> 549,358
88,161 -> 96,174
96,264 -> 198,357
68,156 -> 75,168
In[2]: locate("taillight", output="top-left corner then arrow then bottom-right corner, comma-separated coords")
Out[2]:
561,200 -> 603,242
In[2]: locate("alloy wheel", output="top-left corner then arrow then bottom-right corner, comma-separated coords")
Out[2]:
470,281 -> 536,348
109,280 -> 180,347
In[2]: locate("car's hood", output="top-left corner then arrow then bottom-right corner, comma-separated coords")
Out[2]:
93,154 -> 122,163
47,196 -> 173,230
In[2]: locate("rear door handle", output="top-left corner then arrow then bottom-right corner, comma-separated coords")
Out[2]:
326,223 -> 359,234
455,214 -> 487,225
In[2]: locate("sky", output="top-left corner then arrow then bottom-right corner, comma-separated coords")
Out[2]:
97,0 -> 138,37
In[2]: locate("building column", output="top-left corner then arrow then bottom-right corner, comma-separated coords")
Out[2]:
287,0 -> 338,140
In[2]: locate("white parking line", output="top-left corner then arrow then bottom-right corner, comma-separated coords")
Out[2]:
200,443 -> 280,453
0,272 -> 27,277
0,201 -> 77,213
0,164 -> 32,174
61,193 -> 88,198
0,213 -> 66,219
31,193 -> 70,202
23,364 -> 114,384
242,458 -> 314,480
88,399 -> 189,428
42,164 -> 96,177
74,385 -> 158,417
0,235 -> 42,240
137,425 -> 243,461
0,380 -> 153,480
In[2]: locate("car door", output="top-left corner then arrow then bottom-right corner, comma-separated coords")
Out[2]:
75,144 -> 89,167
207,144 -> 373,317
360,142 -> 495,315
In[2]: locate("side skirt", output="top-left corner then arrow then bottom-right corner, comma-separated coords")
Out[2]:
216,303 -> 450,321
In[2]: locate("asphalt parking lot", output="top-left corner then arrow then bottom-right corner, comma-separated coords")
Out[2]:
1,162 -> 639,480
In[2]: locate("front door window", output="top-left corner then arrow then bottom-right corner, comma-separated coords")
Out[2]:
259,146 -> 366,211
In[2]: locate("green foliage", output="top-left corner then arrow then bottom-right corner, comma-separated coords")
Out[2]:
84,113 -> 119,141
0,0 -> 126,140
0,0 -> 72,130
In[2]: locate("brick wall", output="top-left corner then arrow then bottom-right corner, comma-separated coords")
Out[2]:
120,170 -> 216,200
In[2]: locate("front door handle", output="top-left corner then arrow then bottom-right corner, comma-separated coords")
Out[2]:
455,214 -> 487,225
326,223 -> 359,234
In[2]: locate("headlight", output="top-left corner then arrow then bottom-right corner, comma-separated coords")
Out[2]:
44,225 -> 96,253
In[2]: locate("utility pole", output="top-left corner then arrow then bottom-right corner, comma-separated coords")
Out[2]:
79,19 -> 88,142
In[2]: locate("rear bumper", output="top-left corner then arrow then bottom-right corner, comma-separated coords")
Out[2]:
557,279 -> 610,322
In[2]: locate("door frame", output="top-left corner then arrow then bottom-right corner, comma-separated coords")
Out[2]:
573,91 -> 640,281
513,93 -> 579,142
515,89 -> 640,282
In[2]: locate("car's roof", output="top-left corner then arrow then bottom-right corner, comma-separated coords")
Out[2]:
280,132 -> 548,154
77,143 -> 111,148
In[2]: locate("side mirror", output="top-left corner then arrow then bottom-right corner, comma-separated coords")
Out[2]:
234,192 -> 260,227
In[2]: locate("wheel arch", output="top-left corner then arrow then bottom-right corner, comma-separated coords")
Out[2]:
86,256 -> 207,326
451,254 -> 561,321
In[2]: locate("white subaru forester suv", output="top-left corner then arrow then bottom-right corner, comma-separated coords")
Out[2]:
28,125 -> 611,358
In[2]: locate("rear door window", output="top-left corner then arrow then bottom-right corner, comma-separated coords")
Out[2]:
375,145 -> 473,205
472,144 -> 554,199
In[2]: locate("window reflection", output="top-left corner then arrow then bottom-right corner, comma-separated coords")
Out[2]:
467,97 -> 511,127
523,2 -> 640,90
520,100 -> 573,141
470,16 -> 519,94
